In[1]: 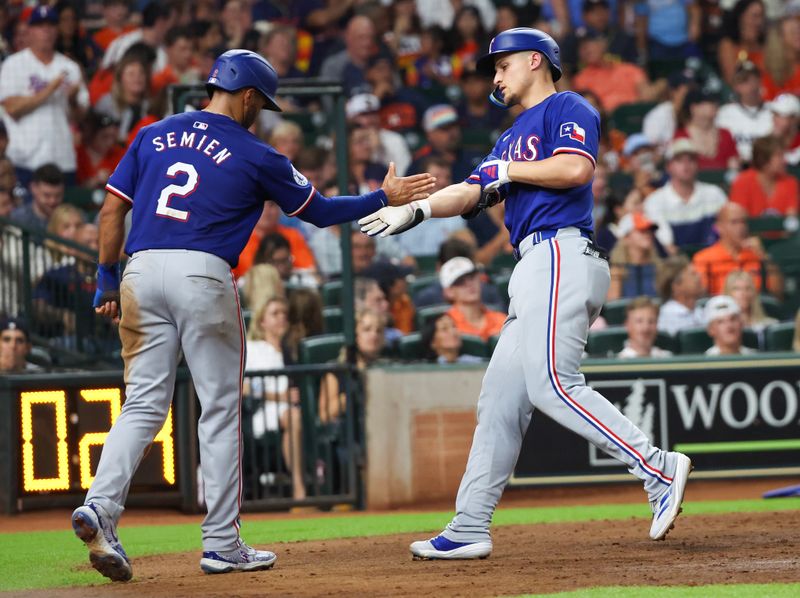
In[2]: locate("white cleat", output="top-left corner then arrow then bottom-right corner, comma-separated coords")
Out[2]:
200,539 -> 277,574
410,535 -> 492,560
650,452 -> 693,541
71,503 -> 133,582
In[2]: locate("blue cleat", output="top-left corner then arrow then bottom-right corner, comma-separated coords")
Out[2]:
71,503 -> 132,582
410,535 -> 492,560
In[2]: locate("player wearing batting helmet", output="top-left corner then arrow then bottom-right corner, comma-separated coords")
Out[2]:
360,28 -> 692,560
71,49 -> 435,581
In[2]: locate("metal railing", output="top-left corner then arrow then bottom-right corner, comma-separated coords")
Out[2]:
0,216 -> 121,368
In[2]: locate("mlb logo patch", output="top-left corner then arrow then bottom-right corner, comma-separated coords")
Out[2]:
193,121 -> 208,130
560,122 -> 586,144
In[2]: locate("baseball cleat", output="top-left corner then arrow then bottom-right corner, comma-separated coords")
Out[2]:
71,503 -> 132,582
649,452 -> 693,541
200,539 -> 277,574
410,535 -> 492,560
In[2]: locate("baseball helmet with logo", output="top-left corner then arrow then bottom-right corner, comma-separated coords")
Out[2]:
206,49 -> 282,112
476,28 -> 562,108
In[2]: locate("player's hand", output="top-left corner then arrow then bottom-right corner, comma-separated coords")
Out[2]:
358,199 -> 431,237
93,263 -> 121,323
381,162 -> 436,206
478,158 -> 511,193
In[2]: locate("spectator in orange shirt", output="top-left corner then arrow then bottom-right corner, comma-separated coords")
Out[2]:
730,135 -> 799,217
75,110 -> 126,189
692,202 -> 782,296
571,32 -> 663,113
151,26 -> 200,96
92,0 -> 135,51
762,13 -> 800,99
441,257 -> 506,342
234,201 -> 317,280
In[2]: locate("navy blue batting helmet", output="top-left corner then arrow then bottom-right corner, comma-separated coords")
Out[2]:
477,28 -> 562,108
206,50 -> 282,112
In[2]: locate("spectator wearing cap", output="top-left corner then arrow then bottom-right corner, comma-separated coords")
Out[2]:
0,318 -> 41,372
572,33 -> 663,113
643,68 -> 698,150
320,16 -> 376,96
621,133 -> 662,197
703,295 -> 756,356
716,61 -> 773,162
347,93 -> 412,176
407,104 -> 482,181
633,0 -> 701,63
656,255 -> 706,336
76,110 -> 125,189
763,12 -> 800,99
643,138 -> 727,249
618,297 -> 673,359
0,5 -> 88,188
608,212 -> 663,300
717,0 -> 767,86
674,89 -> 740,171
768,93 -> 800,164
692,202 -> 783,296
10,163 -> 64,233
151,26 -> 201,96
561,0 -> 637,76
456,68 -> 506,132
101,2 -> 174,73
441,257 -> 506,342
730,135 -> 799,217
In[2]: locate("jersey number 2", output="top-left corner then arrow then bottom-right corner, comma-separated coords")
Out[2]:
156,162 -> 199,222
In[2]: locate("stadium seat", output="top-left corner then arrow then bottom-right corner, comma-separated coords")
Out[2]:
489,252 -> 515,272
609,102 -> 657,136
696,169 -> 729,189
765,322 -> 795,352
759,295 -> 785,321
601,298 -> 632,326
320,280 -> 342,307
608,171 -> 633,197
399,332 -> 423,360
489,334 -> 500,355
748,216 -> 787,238
677,326 -> 759,354
63,186 -> 97,211
492,272 -> 512,307
461,334 -> 488,358
656,332 -> 679,354
322,306 -> 343,333
299,333 -> 345,364
408,273 -> 439,297
585,327 -> 628,357
415,254 -> 439,274
416,304 -> 450,330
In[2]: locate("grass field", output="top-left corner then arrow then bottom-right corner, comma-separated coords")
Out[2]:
1,498 -> 798,596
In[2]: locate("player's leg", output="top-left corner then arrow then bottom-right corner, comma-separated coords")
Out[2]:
516,235 -> 690,537
76,252 -> 180,581
410,312 -> 531,559
169,251 -> 275,572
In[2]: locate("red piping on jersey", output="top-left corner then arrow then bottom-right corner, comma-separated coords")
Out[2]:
105,184 -> 133,203
552,147 -> 596,168
286,186 -> 316,217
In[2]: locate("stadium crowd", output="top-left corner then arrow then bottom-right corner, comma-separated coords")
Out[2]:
3,0 -> 800,379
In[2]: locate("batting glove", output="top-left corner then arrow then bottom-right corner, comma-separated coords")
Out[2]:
93,263 -> 121,308
478,159 -> 511,194
358,199 -> 432,237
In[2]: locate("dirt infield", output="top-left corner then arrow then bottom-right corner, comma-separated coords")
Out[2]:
11,511 -> 800,597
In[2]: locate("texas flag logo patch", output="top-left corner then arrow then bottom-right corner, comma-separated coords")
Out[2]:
560,122 -> 586,144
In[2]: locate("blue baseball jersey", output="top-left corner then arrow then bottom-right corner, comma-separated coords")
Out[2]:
106,111 -> 385,267
466,91 -> 599,249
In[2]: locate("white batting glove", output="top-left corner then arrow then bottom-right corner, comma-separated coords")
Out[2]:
358,199 -> 432,237
478,159 -> 511,193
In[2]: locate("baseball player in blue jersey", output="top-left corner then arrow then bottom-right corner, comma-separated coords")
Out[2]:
360,28 -> 692,560
70,50 -> 434,581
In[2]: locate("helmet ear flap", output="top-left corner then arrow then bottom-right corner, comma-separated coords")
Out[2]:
489,86 -> 508,109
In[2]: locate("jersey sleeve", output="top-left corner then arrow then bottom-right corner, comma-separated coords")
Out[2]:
465,128 -> 514,185
548,93 -> 600,168
0,56 -> 25,102
105,128 -> 144,203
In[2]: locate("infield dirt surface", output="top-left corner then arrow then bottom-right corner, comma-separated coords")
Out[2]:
4,479 -> 800,597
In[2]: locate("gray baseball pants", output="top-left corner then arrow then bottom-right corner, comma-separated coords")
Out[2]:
85,249 -> 245,551
443,229 -> 678,543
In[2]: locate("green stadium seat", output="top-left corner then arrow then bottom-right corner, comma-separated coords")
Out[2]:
609,102 -> 657,136
765,322 -> 795,351
299,333 -> 345,364
461,128 -> 493,151
748,216 -> 787,237
408,273 -> 439,297
461,334 -> 488,358
696,169 -> 729,189
677,326 -> 712,354
489,334 -> 500,355
491,272 -> 511,306
415,254 -> 439,274
489,252 -> 515,273
322,306 -> 343,333
608,171 -> 633,197
320,280 -> 342,307
586,327 -> 628,357
399,332 -> 424,360
601,298 -> 632,326
63,186 -> 97,211
759,295 -> 785,321
656,332 -> 679,354
416,304 -> 450,330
